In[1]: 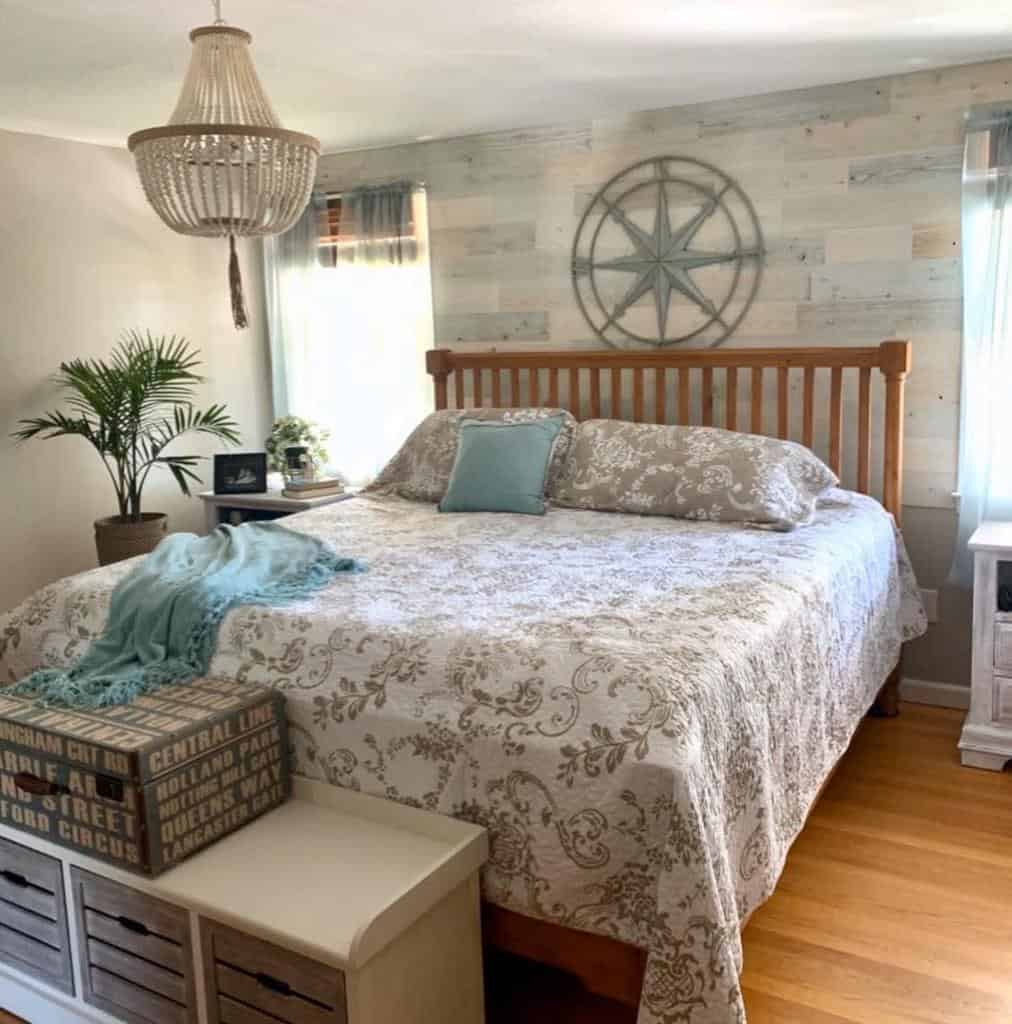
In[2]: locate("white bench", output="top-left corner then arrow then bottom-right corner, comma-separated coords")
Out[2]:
0,778 -> 488,1024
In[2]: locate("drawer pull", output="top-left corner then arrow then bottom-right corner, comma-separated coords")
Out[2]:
116,915 -> 150,937
255,971 -> 293,997
14,772 -> 69,798
0,869 -> 29,888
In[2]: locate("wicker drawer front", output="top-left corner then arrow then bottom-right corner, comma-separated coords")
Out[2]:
201,918 -> 347,1024
71,867 -> 197,1024
0,836 -> 73,994
995,675 -> 1012,722
995,623 -> 1012,671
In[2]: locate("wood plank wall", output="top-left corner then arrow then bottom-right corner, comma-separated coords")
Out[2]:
317,59 -> 1012,513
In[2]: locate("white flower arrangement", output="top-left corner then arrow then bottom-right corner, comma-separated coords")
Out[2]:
265,417 -> 331,476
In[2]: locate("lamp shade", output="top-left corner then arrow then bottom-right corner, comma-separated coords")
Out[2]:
128,26 -> 319,239
128,16 -> 321,327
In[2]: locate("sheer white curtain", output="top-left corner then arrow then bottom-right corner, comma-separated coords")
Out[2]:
951,110 -> 1012,585
264,193 -> 326,425
264,184 -> 434,486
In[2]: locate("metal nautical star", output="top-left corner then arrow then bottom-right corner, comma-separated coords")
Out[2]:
572,157 -> 764,347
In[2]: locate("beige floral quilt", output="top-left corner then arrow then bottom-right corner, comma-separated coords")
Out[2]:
0,491 -> 926,1024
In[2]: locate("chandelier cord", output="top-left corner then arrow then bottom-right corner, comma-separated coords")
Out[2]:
211,0 -> 224,25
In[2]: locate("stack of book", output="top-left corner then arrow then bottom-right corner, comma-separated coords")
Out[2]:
282,477 -> 345,500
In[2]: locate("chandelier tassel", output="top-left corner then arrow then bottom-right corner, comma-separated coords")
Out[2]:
228,235 -> 249,330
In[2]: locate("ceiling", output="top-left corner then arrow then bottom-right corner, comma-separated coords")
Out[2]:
1,0 -> 1010,155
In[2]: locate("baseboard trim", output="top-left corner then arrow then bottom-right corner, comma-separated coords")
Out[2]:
900,677 -> 970,711
0,961 -> 113,1024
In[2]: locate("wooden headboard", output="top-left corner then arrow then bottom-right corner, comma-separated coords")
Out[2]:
425,341 -> 912,524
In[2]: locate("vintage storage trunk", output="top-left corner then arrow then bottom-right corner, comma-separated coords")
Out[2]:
0,677 -> 289,877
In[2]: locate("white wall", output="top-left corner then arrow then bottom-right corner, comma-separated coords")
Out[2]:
0,129 -> 272,611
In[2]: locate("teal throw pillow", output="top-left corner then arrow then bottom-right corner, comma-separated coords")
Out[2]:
438,417 -> 565,515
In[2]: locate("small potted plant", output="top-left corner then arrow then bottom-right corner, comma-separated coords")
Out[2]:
13,331 -> 240,565
265,417 -> 330,484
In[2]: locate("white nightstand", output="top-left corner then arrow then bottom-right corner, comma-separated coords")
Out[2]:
960,521 -> 1012,770
199,488 -> 356,534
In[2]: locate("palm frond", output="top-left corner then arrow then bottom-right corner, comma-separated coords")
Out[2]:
157,456 -> 205,497
13,410 -> 102,446
114,331 -> 205,425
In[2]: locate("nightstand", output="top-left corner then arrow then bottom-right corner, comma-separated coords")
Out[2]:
199,488 -> 356,534
960,522 -> 1012,770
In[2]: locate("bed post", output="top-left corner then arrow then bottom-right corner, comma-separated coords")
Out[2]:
873,338 -> 911,718
426,348 -> 453,411
871,662 -> 902,718
880,339 -> 911,527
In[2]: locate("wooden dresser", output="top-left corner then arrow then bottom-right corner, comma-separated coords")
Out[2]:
0,779 -> 487,1024
960,521 -> 1012,770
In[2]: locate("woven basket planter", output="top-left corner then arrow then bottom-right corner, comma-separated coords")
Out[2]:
94,514 -> 167,566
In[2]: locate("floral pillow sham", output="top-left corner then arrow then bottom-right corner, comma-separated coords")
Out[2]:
551,419 -> 839,529
367,408 -> 578,503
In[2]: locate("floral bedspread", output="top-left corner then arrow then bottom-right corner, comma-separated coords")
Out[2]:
0,492 -> 926,1024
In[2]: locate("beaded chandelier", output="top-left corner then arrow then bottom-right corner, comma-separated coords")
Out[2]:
128,1 -> 320,328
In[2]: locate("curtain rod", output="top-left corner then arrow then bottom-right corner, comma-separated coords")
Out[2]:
965,102 -> 1012,131
320,180 -> 427,200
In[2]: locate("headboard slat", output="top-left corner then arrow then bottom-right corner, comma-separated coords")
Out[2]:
590,368 -> 601,418
750,367 -> 763,434
777,367 -> 789,440
654,369 -> 667,425
726,368 -> 738,432
829,366 -> 844,477
424,341 -> 912,523
802,367 -> 815,449
857,367 -> 872,494
632,369 -> 645,423
678,368 -> 690,425
701,368 -> 714,427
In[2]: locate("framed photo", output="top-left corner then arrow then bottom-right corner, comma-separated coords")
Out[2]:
214,452 -> 268,495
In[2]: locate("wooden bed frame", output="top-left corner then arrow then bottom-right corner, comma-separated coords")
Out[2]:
425,339 -> 912,1007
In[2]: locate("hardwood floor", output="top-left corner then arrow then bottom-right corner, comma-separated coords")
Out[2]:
740,703 -> 1012,1022
4,706 -> 1010,1024
486,704 -> 1012,1023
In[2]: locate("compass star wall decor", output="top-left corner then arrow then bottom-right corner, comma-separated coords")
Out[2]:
572,156 -> 765,348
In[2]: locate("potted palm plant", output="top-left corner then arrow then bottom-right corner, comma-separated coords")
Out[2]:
13,331 -> 240,565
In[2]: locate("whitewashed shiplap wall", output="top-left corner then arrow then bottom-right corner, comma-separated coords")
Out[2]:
317,59 -> 1012,688
316,60 -> 1009,512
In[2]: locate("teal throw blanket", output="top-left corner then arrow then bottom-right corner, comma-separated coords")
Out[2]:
11,522 -> 361,709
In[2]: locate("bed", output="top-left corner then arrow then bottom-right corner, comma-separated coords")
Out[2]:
0,342 -> 926,1024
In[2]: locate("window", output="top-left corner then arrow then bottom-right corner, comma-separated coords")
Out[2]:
951,109 -> 1012,584
265,185 -> 434,487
